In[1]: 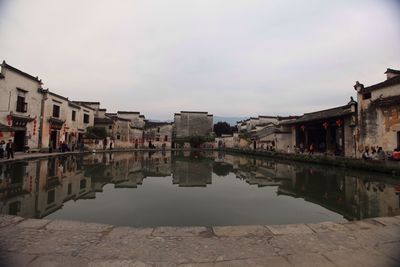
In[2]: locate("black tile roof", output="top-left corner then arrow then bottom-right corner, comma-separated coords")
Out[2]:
1,61 -> 41,83
384,68 -> 400,75
283,104 -> 354,124
94,117 -> 114,124
144,121 -> 172,129
362,75 -> 400,93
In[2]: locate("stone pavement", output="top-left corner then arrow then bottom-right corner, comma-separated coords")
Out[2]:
0,216 -> 399,267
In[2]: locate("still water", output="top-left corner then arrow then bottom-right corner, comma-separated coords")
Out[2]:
0,151 -> 399,227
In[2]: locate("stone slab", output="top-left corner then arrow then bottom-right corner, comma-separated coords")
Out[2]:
213,225 -> 272,237
266,224 -> 314,235
152,226 -> 208,237
29,255 -> 90,267
0,215 -> 24,228
372,216 -> 400,226
307,221 -> 348,233
17,218 -> 51,229
45,220 -> 113,233
0,252 -> 37,267
287,253 -> 336,267
323,248 -> 400,267
179,256 -> 291,267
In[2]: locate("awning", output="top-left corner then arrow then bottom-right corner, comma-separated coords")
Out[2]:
0,123 -> 18,132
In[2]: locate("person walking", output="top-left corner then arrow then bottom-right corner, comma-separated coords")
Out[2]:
0,140 -> 5,159
6,139 -> 14,159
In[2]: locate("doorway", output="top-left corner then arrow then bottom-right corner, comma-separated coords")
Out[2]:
397,131 -> 400,150
50,130 -> 58,149
14,131 -> 26,151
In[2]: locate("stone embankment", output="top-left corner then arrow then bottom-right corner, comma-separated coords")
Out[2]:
0,215 -> 399,266
224,148 -> 400,176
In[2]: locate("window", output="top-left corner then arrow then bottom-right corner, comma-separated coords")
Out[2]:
80,179 -> 86,189
83,114 -> 90,124
397,131 -> 400,149
157,127 -> 160,133
53,105 -> 60,118
16,96 -> 27,113
47,190 -> 55,204
117,134 -> 121,140
72,110 -> 76,121
362,93 -> 371,100
164,135 -> 168,141
109,125 -> 112,129
9,201 -> 21,215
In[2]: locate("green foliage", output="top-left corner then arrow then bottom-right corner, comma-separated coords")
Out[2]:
84,127 -> 108,139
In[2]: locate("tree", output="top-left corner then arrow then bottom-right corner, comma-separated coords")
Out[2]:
213,121 -> 233,137
85,127 -> 108,139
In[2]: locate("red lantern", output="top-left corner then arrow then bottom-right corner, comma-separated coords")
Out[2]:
336,119 -> 342,127
33,117 -> 37,135
323,122 -> 328,130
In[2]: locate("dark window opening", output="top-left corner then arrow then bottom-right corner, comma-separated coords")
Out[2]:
9,201 -> 21,215
109,125 -> 112,129
362,93 -> 371,100
83,114 -> 90,124
16,96 -> 27,113
68,183 -> 72,195
53,105 -> 60,118
164,135 -> 168,141
80,179 -> 86,189
47,190 -> 55,205
72,110 -> 76,121
397,131 -> 400,150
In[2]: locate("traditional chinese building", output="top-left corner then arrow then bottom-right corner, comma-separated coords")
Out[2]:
143,121 -> 173,149
285,101 -> 357,156
354,68 -> 400,153
0,61 -> 43,151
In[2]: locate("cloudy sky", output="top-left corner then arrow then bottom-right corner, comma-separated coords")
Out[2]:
1,0 -> 399,120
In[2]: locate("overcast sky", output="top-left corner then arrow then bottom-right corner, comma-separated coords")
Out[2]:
1,0 -> 399,120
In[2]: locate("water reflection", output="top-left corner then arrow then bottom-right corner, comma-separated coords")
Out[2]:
0,151 -> 399,225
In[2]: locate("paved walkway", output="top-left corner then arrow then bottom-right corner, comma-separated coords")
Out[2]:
0,215 -> 399,267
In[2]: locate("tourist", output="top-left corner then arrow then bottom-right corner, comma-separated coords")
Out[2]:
371,147 -> 378,160
109,141 -> 113,150
362,146 -> 370,160
377,147 -> 386,160
6,139 -> 14,159
309,143 -> 315,155
0,140 -> 5,159
287,145 -> 291,153
103,138 -> 107,150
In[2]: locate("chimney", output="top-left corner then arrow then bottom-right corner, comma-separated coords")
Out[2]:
384,68 -> 400,80
353,81 -> 364,92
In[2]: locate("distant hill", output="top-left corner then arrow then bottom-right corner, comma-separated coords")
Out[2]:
213,116 -> 249,125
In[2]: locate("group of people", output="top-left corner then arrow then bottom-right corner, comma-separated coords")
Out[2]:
0,139 -> 15,159
362,146 -> 387,160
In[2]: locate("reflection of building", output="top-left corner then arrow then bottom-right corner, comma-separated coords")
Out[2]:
172,154 -> 212,187
354,68 -> 400,153
0,156 -> 92,218
2,152 -> 399,223
276,168 -> 400,220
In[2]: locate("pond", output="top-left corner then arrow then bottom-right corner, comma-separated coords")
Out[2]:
0,151 -> 399,227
